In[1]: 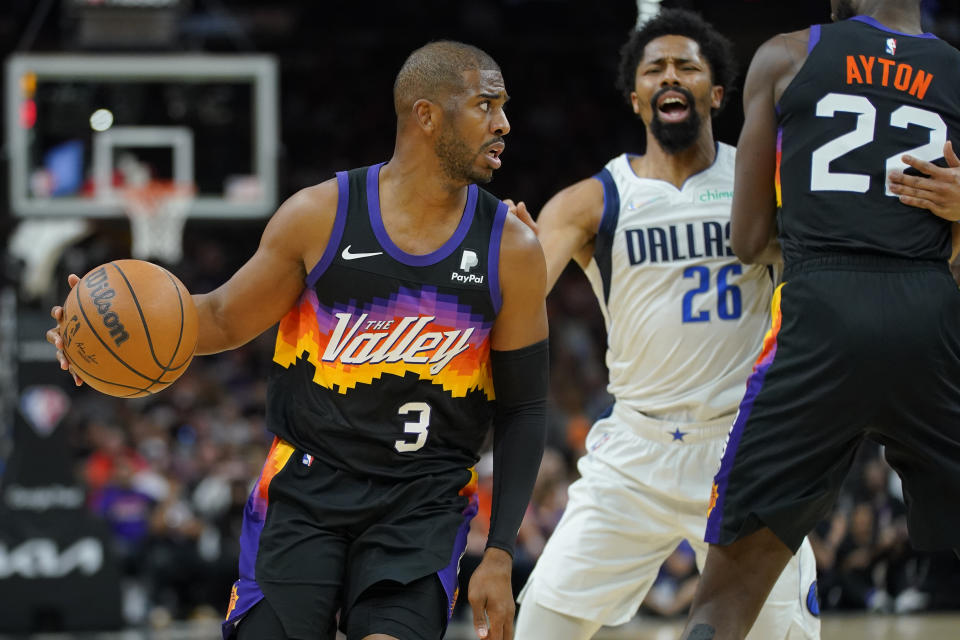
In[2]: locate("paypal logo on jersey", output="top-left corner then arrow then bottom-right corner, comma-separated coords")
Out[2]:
625,221 -> 735,265
451,249 -> 484,284
460,250 -> 478,272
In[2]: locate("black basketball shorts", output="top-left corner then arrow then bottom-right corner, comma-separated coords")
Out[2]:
706,255 -> 960,553
222,437 -> 477,640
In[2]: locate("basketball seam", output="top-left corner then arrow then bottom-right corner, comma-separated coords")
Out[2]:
73,264 -> 163,391
111,261 -> 177,374
158,266 -> 193,370
67,354 -> 153,397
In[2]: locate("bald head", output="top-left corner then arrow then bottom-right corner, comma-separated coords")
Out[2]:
394,41 -> 500,119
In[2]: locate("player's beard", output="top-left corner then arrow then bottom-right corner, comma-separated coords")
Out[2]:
435,121 -> 493,185
832,0 -> 856,21
649,86 -> 702,155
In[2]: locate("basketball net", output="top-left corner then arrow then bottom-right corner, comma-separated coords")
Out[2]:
120,180 -> 195,264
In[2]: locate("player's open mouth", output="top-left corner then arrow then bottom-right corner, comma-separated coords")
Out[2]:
484,142 -> 504,169
657,92 -> 691,123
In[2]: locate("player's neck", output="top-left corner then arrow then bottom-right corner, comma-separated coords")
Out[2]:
375,157 -> 470,254
634,132 -> 717,189
856,2 -> 923,34
380,151 -> 470,218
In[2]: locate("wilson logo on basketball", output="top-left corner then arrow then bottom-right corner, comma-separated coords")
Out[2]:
84,266 -> 130,346
322,313 -> 473,375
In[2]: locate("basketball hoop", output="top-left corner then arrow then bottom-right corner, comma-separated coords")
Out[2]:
120,180 -> 195,265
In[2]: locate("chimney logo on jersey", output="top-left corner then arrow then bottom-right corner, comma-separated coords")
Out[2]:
274,286 -> 494,398
451,249 -> 484,285
885,38 -> 897,56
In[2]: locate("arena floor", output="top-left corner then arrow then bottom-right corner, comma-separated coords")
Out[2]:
5,614 -> 960,640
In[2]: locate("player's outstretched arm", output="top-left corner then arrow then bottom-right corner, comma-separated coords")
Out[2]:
731,33 -> 804,265
889,140 -> 960,222
506,179 -> 603,293
193,180 -> 339,354
44,180 -> 339,376
468,216 -> 548,640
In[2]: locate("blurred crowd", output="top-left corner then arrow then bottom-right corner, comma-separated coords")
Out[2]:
35,232 -> 959,629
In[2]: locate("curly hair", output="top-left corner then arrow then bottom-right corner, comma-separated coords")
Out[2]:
616,9 -> 737,115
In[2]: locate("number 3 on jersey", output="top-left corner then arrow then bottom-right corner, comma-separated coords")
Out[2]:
395,402 -> 430,452
682,264 -> 742,323
810,92 -> 947,194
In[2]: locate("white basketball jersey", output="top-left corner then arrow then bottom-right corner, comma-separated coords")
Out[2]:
583,143 -> 773,422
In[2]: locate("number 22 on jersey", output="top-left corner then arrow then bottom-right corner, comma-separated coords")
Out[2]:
810,92 -> 947,195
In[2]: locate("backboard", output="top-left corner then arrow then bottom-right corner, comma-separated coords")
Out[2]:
6,54 -> 278,220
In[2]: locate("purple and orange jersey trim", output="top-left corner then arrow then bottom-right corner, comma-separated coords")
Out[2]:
438,467 -> 479,619
274,286 -> 495,399
222,438 -> 295,637
706,283 -> 785,539
775,127 -> 783,208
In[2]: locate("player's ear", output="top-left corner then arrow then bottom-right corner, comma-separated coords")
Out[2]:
711,85 -> 724,111
413,98 -> 442,133
630,91 -> 642,116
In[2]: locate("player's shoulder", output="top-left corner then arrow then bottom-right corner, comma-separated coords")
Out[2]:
289,177 -> 340,212
264,177 -> 340,247
716,141 -> 736,160
750,27 -> 812,75
500,209 -> 542,257
600,152 -> 632,180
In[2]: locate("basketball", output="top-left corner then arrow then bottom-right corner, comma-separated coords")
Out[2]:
60,259 -> 199,398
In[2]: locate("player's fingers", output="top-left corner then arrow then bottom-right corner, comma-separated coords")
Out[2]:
502,198 -> 516,207
889,169 -> 943,193
46,326 -> 61,348
902,154 -> 946,178
502,607 -> 515,640
67,273 -> 80,288
485,599 -> 513,640
50,305 -> 64,322
944,140 -> 960,168
470,598 -> 489,639
512,202 -> 539,234
896,193 -> 941,213
888,178 -> 941,200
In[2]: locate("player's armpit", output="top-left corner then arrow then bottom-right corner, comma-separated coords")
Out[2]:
192,179 -> 339,354
535,178 -> 604,291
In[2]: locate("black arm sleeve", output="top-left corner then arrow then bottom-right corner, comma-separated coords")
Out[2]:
486,339 -> 549,556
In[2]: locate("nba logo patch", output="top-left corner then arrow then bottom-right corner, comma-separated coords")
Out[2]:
886,38 -> 897,55
301,453 -> 314,466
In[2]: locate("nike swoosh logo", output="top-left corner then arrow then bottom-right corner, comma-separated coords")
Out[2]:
341,245 -> 383,260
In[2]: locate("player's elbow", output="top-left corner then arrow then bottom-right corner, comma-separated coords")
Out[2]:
731,234 -> 763,265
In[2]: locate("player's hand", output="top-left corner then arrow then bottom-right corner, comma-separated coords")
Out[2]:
46,274 -> 83,386
503,199 -> 537,235
467,547 -> 514,640
888,140 -> 960,221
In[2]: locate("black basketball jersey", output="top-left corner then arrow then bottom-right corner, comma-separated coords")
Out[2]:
776,16 -> 960,262
267,163 -> 507,479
